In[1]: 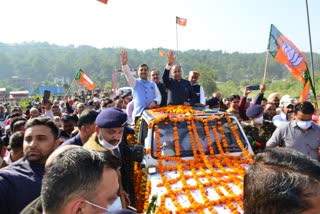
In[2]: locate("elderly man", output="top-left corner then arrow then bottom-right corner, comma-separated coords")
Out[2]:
188,71 -> 206,107
162,50 -> 195,106
41,147 -> 122,214
267,101 -> 320,160
0,117 -> 59,213
120,50 -> 161,123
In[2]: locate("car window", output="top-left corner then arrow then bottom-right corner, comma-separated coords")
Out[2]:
151,116 -> 247,157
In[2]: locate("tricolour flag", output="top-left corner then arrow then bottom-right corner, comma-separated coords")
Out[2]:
159,48 -> 166,57
176,16 -> 187,27
75,69 -> 96,91
268,24 -> 315,102
97,0 -> 108,4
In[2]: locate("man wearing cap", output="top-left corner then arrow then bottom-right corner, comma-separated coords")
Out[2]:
188,71 -> 206,107
242,105 -> 276,153
272,96 -> 295,127
83,107 -> 136,207
267,101 -> 320,160
120,50 -> 161,123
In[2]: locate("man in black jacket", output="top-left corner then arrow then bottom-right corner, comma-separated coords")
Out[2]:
150,69 -> 167,107
162,50 -> 195,106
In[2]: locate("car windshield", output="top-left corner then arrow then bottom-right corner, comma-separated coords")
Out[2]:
151,116 -> 247,157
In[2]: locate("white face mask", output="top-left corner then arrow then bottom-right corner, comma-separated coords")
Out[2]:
107,197 -> 122,211
297,120 -> 312,130
98,132 -> 120,150
254,115 -> 264,124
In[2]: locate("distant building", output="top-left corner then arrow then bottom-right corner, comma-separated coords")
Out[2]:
0,88 -> 6,101
9,91 -> 29,100
10,76 -> 32,89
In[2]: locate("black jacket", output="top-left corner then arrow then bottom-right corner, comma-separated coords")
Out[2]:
162,68 -> 195,105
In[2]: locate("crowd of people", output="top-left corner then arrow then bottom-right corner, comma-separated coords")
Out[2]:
0,50 -> 319,213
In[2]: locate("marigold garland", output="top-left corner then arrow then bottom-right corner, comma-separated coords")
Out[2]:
132,106 -> 253,213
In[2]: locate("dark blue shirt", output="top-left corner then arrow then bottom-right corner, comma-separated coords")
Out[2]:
0,158 -> 45,214
60,133 -> 83,147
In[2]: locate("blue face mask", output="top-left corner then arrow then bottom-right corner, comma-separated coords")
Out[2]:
297,120 -> 312,130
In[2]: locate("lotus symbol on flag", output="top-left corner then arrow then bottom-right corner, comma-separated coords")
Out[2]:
281,41 -> 304,67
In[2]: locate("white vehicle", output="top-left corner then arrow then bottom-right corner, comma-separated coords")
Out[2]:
133,106 -> 254,213
117,86 -> 132,95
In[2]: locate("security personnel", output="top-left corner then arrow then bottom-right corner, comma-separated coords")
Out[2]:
83,107 -> 137,208
242,105 -> 276,153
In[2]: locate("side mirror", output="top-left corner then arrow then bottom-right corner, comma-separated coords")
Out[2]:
131,145 -> 144,162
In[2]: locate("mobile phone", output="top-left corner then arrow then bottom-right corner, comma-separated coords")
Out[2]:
43,90 -> 51,103
247,85 -> 260,91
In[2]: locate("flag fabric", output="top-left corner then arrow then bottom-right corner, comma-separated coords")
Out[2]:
97,0 -> 108,4
176,16 -> 187,27
268,24 -> 315,102
75,69 -> 96,91
159,48 -> 166,57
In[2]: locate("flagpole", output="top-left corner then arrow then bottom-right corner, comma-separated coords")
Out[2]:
65,78 -> 76,97
176,22 -> 179,60
262,49 -> 269,84
305,0 -> 316,91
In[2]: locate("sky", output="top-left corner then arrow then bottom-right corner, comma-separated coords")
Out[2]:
0,0 -> 319,53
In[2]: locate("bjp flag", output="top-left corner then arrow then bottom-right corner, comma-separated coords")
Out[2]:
97,0 -> 108,4
268,24 -> 315,102
176,16 -> 187,27
75,69 -> 96,91
159,48 -> 166,57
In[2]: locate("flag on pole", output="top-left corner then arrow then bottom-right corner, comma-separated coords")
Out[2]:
75,69 -> 96,91
159,48 -> 166,57
268,24 -> 315,102
97,0 -> 108,4
176,16 -> 187,27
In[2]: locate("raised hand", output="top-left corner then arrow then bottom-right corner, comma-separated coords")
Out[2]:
260,84 -> 266,93
244,86 -> 252,97
167,50 -> 176,66
120,50 -> 128,66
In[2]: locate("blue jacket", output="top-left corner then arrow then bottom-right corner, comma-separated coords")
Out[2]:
60,133 -> 83,147
0,158 -> 45,214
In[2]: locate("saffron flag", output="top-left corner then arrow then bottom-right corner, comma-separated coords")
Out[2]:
159,48 -> 166,57
97,0 -> 108,4
268,24 -> 315,102
176,16 -> 187,27
75,69 -> 96,91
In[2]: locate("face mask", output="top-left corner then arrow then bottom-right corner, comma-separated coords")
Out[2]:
254,115 -> 264,124
107,197 -> 122,211
297,120 -> 312,130
98,132 -> 120,150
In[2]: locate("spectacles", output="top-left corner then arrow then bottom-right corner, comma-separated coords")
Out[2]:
231,101 -> 239,104
84,200 -> 109,213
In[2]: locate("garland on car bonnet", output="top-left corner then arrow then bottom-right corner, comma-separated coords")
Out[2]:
133,106 -> 253,213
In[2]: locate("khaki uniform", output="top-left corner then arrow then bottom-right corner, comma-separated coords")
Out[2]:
242,120 -> 276,153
